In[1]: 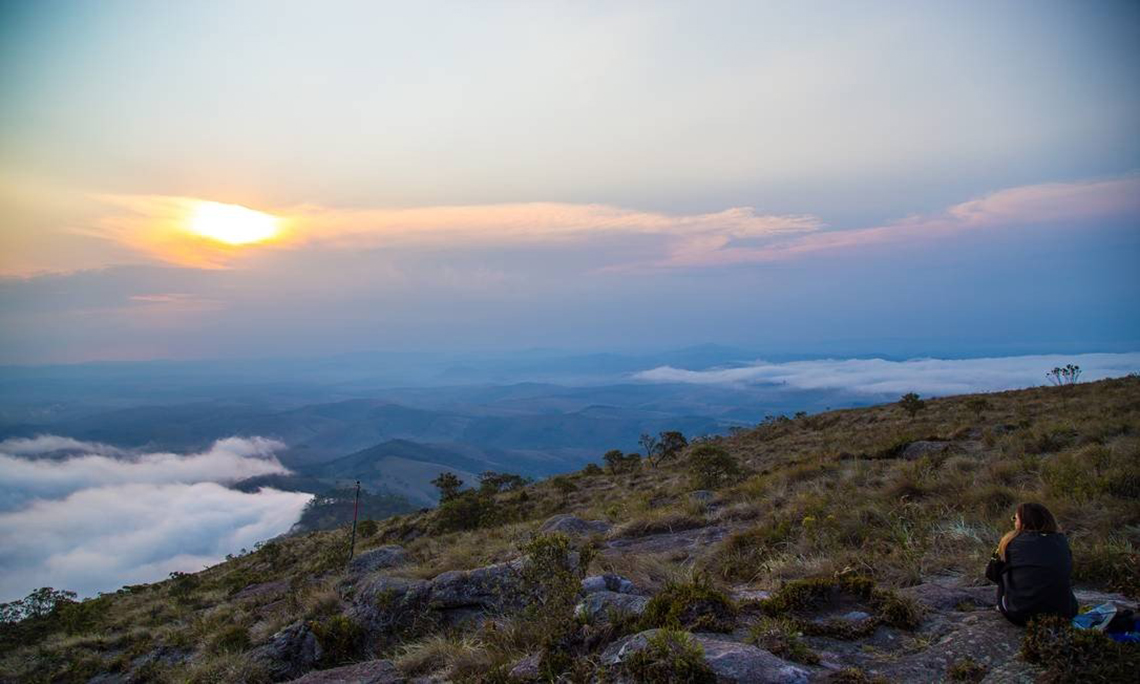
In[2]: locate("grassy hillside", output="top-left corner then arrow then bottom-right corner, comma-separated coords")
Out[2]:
2,376 -> 1137,682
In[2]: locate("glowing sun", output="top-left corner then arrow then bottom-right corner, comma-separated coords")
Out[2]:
188,201 -> 280,245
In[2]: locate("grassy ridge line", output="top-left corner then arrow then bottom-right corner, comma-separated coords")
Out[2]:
2,376 -> 1137,682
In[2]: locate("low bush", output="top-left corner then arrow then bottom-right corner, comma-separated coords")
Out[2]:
310,614 -> 365,667
1021,614 -> 1140,682
618,629 -> 716,684
688,444 -> 745,489
747,616 -> 820,665
947,656 -> 987,682
640,575 -> 736,633
703,520 -> 793,582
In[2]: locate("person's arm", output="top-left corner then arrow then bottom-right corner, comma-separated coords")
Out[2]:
985,551 -> 1005,584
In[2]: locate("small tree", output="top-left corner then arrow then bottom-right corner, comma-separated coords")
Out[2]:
655,431 -> 688,466
604,449 -> 640,474
899,392 -> 926,419
1046,364 -> 1082,386
688,444 -> 744,489
357,519 -> 379,539
430,472 -> 463,503
639,433 -> 660,463
965,397 -> 991,420
479,471 -> 528,495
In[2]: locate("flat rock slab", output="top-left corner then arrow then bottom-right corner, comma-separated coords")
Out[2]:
605,524 -> 729,556
285,659 -> 403,684
602,629 -> 810,684
576,591 -> 650,623
349,545 -> 409,574
539,514 -> 611,536
582,573 -> 636,595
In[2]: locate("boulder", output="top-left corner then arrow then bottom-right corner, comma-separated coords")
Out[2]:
898,582 -> 992,611
900,440 -> 949,460
349,576 -> 433,638
539,514 -> 611,536
251,622 -> 323,681
507,653 -> 541,681
428,558 -> 525,611
601,629 -> 810,684
581,573 -> 636,595
348,545 -> 409,574
285,659 -> 404,683
689,490 -> 716,504
576,591 -> 650,623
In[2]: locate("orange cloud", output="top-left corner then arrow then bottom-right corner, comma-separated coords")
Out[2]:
87,196 -> 822,268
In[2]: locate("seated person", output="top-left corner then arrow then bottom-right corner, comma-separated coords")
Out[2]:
985,502 -> 1078,626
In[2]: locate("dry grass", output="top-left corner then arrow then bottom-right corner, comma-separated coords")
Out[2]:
4,376 -> 1138,683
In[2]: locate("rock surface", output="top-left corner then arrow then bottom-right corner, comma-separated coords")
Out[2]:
349,545 -> 409,574
601,629 -> 810,684
539,514 -> 611,536
251,622 -> 323,681
285,659 -> 404,683
576,591 -> 650,623
581,573 -> 636,595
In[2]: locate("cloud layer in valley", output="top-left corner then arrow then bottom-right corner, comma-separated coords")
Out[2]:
634,352 -> 1140,397
0,437 -> 311,601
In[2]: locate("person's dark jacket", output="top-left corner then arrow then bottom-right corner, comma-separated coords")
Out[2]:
985,531 -> 1078,626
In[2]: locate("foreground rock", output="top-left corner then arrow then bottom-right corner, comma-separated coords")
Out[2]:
285,659 -> 403,683
581,573 -> 637,595
601,629 -> 810,684
349,545 -> 410,574
251,622 -> 323,681
539,514 -> 611,536
576,591 -> 650,623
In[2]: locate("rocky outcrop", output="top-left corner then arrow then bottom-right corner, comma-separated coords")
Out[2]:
900,440 -> 950,460
284,659 -> 403,684
575,591 -> 650,623
539,514 -> 611,536
428,558 -> 526,612
581,573 -> 636,595
348,545 -> 409,574
251,622 -> 323,681
601,629 -> 810,684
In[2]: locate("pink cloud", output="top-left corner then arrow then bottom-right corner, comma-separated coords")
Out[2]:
652,175 -> 1140,268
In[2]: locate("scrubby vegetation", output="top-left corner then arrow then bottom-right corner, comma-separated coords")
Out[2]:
2,376 -> 1139,682
1021,613 -> 1140,682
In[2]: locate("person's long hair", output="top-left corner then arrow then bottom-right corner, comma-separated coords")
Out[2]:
997,502 -> 1060,560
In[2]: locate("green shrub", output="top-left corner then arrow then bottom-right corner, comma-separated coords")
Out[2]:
357,519 -> 379,538
947,656 -> 987,682
703,520 -> 793,582
207,624 -> 251,654
687,444 -> 745,489
1071,537 -> 1139,599
618,629 -> 716,684
1021,614 -> 1140,682
582,463 -> 603,476
747,616 -> 820,665
760,575 -> 922,631
640,575 -> 736,633
310,615 -> 364,666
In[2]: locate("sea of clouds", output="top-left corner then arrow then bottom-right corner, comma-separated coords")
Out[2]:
633,352 -> 1140,396
0,436 -> 312,602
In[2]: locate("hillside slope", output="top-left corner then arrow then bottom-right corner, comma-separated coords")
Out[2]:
2,377 -> 1138,683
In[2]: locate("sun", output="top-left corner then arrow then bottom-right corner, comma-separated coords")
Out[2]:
188,201 -> 280,245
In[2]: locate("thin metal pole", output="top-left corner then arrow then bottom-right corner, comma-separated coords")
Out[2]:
348,480 -> 360,562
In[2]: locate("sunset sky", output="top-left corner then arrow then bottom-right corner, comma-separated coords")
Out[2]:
1,1 -> 1138,363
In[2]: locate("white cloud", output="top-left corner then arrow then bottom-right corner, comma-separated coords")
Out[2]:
0,437 -> 311,601
633,352 -> 1140,396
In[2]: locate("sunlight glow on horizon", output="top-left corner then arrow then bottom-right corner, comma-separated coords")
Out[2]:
187,201 -> 280,246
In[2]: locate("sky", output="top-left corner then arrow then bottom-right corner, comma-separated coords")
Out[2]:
1,0 -> 1139,363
